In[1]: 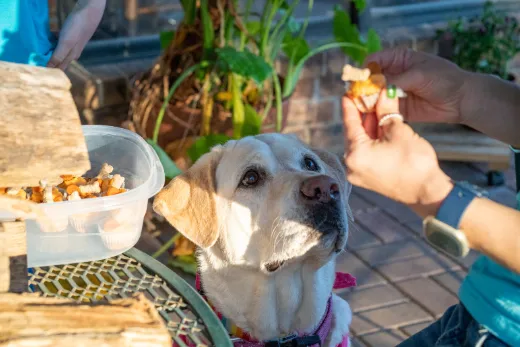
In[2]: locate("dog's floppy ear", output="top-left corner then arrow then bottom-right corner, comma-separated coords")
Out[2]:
153,149 -> 223,249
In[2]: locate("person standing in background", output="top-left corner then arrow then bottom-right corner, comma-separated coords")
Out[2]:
0,0 -> 106,70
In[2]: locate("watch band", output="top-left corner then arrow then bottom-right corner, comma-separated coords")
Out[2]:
435,182 -> 479,229
510,146 -> 520,194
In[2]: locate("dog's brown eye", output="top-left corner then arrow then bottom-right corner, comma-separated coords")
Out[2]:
304,157 -> 319,171
241,170 -> 260,186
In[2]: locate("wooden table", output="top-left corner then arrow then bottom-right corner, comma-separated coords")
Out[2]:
411,123 -> 510,185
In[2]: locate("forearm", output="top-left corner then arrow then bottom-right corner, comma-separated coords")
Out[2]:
461,72 -> 520,147
411,174 -> 520,274
74,0 -> 106,10
459,197 -> 520,274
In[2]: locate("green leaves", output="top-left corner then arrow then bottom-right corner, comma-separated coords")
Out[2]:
230,74 -> 245,138
332,6 -> 381,65
200,0 -> 215,57
278,8 -> 301,34
333,6 -> 365,64
186,134 -> 232,163
283,35 -> 310,65
366,28 -> 382,54
180,0 -> 196,25
146,139 -> 183,180
159,31 -> 175,50
216,47 -> 273,83
184,105 -> 261,163
242,104 -> 263,137
278,0 -> 290,9
353,0 -> 366,12
245,21 -> 262,36
169,255 -> 197,275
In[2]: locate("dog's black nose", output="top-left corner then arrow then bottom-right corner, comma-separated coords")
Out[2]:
300,175 -> 340,203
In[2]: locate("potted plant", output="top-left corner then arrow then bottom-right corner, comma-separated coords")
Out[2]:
130,0 -> 381,274
437,0 -> 520,81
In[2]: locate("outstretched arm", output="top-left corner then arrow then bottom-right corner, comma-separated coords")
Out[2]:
47,0 -> 106,70
461,72 -> 520,147
414,176 -> 520,274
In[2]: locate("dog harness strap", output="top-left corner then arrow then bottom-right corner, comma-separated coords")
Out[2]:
225,298 -> 333,347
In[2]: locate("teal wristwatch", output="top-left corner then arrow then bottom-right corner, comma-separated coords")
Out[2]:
423,181 -> 488,258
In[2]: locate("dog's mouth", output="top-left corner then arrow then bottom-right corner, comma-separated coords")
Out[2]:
304,203 -> 346,238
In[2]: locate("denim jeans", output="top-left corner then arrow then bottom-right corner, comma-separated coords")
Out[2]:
397,303 -> 510,347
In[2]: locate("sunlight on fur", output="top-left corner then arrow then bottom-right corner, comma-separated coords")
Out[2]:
154,133 -> 353,346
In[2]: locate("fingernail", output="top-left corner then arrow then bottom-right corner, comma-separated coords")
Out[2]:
387,84 -> 397,99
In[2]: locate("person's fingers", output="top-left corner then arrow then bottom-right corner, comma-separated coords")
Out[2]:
375,88 -> 408,141
365,48 -> 427,98
47,53 -> 62,68
376,87 -> 400,119
47,39 -> 71,68
342,97 -> 370,146
57,45 -> 79,71
362,112 -> 378,140
365,47 -> 414,75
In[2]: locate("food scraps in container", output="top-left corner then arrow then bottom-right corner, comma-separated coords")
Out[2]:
0,162 -> 128,204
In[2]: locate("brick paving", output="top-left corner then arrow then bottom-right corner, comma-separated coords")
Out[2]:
335,159 -> 518,346
89,11 -> 520,345
134,151 -> 517,347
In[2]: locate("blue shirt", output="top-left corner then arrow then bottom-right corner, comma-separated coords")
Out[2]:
459,186 -> 520,346
0,0 -> 56,66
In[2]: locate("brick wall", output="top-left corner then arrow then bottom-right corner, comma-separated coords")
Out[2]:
281,28 -> 440,155
63,20 -> 444,155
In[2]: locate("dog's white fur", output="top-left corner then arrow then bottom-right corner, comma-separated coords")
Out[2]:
154,134 -> 353,346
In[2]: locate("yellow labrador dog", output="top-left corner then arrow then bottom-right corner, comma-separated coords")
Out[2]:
154,133 -> 353,347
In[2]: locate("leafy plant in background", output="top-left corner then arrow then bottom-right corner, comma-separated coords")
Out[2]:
151,0 -> 380,164
140,0 -> 381,273
436,0 -> 520,80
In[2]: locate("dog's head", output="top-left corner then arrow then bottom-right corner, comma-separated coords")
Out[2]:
153,133 -> 352,273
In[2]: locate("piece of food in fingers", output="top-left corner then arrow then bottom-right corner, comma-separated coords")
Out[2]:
342,63 -> 406,113
342,63 -> 386,112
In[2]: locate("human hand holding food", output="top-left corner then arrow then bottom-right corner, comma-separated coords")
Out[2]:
342,88 -> 453,216
366,48 -> 470,125
342,53 -> 520,274
47,0 -> 106,70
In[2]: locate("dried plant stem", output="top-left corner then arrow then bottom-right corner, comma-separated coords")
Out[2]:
152,63 -> 202,144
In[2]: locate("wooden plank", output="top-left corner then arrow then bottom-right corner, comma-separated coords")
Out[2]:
0,292 -> 172,346
411,123 -> 510,169
0,61 -> 90,188
0,221 -> 27,293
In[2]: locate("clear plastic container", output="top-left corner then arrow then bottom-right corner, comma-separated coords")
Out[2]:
23,125 -> 165,267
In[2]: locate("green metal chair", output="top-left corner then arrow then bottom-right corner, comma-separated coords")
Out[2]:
28,247 -> 232,347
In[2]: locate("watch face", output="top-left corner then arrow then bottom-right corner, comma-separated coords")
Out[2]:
423,217 -> 470,258
426,229 -> 464,257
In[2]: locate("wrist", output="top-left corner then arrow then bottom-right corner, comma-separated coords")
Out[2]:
409,170 -> 454,218
459,70 -> 482,127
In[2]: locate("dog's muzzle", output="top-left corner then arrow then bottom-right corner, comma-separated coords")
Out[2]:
300,175 -> 340,204
299,175 -> 347,243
